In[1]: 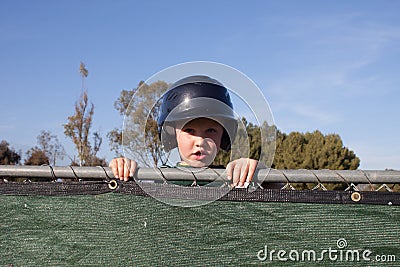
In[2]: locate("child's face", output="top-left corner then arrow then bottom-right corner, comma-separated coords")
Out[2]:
176,118 -> 223,167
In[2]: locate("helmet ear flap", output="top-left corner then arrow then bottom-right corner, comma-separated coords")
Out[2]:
220,130 -> 231,151
220,120 -> 237,152
160,122 -> 177,152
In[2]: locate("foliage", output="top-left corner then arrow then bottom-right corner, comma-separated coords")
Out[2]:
107,85 -> 137,156
35,130 -> 65,166
25,147 -> 49,165
64,91 -> 105,166
0,140 -> 21,165
79,62 -> 89,78
79,62 -> 89,91
272,130 -> 360,190
273,130 -> 360,170
108,81 -> 169,167
214,118 -> 276,167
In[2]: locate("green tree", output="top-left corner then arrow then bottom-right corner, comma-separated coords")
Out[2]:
272,130 -> 360,170
272,130 -> 360,190
273,131 -> 306,169
0,140 -> 21,165
214,118 -> 276,168
214,118 -> 259,166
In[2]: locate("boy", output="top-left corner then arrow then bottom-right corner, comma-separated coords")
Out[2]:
109,75 -> 265,187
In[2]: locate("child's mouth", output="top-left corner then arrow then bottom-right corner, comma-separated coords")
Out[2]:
193,151 -> 206,160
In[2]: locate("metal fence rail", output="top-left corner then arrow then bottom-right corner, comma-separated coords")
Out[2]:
0,165 -> 399,184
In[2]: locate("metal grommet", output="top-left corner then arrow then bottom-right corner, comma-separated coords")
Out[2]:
108,179 -> 118,190
351,192 -> 361,202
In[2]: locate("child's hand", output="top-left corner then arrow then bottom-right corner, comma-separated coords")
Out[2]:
226,158 -> 266,187
109,157 -> 137,181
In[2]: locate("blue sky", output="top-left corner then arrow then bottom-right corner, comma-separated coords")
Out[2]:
1,0 -> 399,169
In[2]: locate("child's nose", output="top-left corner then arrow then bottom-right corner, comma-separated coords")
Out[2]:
194,136 -> 206,147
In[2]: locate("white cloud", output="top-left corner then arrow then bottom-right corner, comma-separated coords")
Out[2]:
291,105 -> 338,124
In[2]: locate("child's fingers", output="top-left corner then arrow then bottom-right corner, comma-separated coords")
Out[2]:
226,158 -> 260,187
226,161 -> 234,183
121,159 -> 137,181
226,161 -> 241,186
238,159 -> 250,186
227,158 -> 248,186
117,158 -> 126,180
245,159 -> 258,184
109,158 -> 137,182
233,164 -> 242,186
123,159 -> 131,181
109,159 -> 118,179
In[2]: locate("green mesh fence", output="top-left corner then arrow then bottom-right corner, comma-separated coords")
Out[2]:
1,192 -> 399,266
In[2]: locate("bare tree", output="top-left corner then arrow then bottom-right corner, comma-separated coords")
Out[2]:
36,130 -> 65,166
64,62 -> 105,166
64,90 -> 100,166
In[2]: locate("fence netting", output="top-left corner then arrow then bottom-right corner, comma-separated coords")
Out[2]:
1,167 -> 399,266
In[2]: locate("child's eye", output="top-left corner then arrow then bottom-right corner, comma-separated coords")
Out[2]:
206,128 -> 217,134
183,128 -> 195,134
